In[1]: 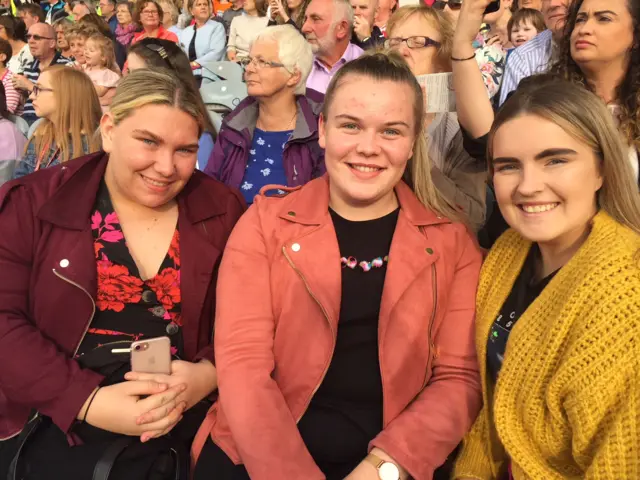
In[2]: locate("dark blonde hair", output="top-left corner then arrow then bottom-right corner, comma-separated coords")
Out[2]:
489,78 -> 640,236
323,50 -> 462,223
507,7 -> 545,41
86,34 -> 119,72
387,5 -> 454,73
31,66 -> 102,163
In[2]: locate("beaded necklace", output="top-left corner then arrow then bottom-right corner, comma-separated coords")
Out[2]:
340,255 -> 389,272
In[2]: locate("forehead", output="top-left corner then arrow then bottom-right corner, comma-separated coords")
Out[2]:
143,2 -> 159,9
250,38 -> 279,58
307,0 -> 333,17
30,24 -> 50,35
389,13 -> 441,39
578,0 -> 627,13
350,0 -> 370,8
328,75 -> 415,121
38,71 -> 52,85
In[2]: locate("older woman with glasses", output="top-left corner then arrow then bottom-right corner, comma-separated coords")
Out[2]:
204,25 -> 324,204
132,0 -> 179,44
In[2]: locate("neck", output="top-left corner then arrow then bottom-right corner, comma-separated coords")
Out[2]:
8,38 -> 24,50
582,61 -> 627,105
245,8 -> 257,15
120,20 -> 131,27
330,186 -> 399,221
145,25 -> 159,35
195,17 -> 208,27
375,11 -> 389,29
536,211 -> 595,279
317,40 -> 348,69
38,51 -> 56,68
0,65 -> 5,77
257,92 -> 297,131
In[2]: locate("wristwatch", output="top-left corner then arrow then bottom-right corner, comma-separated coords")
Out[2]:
365,453 -> 400,480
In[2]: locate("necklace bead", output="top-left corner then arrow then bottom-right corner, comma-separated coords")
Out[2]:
341,255 -> 389,272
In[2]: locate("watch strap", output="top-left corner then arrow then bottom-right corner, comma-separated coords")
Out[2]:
365,453 -> 385,469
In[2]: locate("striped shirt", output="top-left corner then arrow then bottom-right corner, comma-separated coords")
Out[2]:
1,69 -> 24,116
498,29 -> 554,106
22,52 -> 70,122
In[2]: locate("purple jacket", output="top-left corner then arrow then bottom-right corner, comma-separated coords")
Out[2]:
204,93 -> 325,189
0,152 -> 245,440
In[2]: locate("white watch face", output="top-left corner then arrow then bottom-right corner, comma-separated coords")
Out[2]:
378,462 -> 400,480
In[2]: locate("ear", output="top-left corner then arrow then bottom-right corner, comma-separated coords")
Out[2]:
318,112 -> 326,149
0,53 -> 6,64
286,67 -> 302,90
100,112 -> 115,153
335,19 -> 349,40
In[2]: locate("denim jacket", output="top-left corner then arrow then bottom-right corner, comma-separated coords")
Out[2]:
13,135 -> 92,180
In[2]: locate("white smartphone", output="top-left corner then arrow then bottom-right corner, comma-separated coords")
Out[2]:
130,337 -> 172,375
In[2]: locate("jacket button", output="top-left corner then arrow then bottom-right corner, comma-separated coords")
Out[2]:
288,211 -> 296,216
166,322 -> 179,335
425,248 -> 434,255
59,259 -> 70,268
291,243 -> 301,252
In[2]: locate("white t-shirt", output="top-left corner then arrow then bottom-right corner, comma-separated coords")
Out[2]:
7,44 -> 34,75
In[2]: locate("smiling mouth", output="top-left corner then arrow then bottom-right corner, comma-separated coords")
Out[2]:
519,203 -> 559,214
141,174 -> 171,188
348,163 -> 384,173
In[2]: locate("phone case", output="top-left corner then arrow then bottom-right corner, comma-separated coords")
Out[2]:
130,337 -> 172,374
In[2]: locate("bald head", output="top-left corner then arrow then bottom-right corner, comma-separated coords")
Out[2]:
28,23 -> 57,60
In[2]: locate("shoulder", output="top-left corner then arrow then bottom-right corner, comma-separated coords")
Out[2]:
300,90 -> 324,114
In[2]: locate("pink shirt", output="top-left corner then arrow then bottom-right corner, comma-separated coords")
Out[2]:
305,42 -> 364,94
84,67 -> 121,111
1,70 -> 24,116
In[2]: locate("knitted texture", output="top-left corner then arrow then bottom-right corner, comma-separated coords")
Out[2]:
454,211 -> 640,479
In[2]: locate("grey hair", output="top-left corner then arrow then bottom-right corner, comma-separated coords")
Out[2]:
160,0 -> 179,23
332,0 -> 354,27
253,24 -> 313,95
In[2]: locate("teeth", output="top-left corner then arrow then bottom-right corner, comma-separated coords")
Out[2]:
522,204 -> 558,213
351,165 -> 380,173
143,176 -> 169,187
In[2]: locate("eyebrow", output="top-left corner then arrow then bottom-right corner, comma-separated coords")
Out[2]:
132,129 -> 200,150
334,113 -> 411,128
578,9 -> 618,16
492,148 -> 578,164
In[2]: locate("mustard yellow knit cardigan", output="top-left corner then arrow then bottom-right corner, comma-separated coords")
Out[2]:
454,211 -> 640,479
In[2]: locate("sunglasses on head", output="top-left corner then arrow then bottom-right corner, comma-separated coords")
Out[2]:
26,34 -> 54,41
433,0 -> 463,10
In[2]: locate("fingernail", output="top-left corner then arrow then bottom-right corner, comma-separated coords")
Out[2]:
141,435 -> 148,442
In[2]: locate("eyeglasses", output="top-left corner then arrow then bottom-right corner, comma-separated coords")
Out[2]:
384,36 -> 442,49
32,84 -> 54,96
239,56 -> 286,70
433,0 -> 462,10
26,34 -> 54,41
142,9 -> 159,15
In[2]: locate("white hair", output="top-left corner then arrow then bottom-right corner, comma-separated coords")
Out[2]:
332,0 -> 354,27
160,0 -> 179,23
254,24 -> 313,95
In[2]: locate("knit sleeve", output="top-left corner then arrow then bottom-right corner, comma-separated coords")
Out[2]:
563,293 -> 640,478
453,404 -> 495,480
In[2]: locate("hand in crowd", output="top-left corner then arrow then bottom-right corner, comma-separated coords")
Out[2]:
227,50 -> 237,61
353,15 -> 372,42
78,380 -> 187,442
453,0 -> 495,53
125,359 -> 218,422
485,34 -> 502,47
12,74 -> 34,92
270,0 -> 289,22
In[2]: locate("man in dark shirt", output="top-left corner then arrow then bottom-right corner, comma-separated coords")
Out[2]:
350,0 -> 384,50
99,0 -> 118,33
221,0 -> 243,35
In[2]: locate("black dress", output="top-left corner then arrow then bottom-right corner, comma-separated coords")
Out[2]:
194,208 -> 399,479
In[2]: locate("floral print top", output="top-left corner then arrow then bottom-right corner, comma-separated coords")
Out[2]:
76,182 -> 183,358
473,32 -> 507,100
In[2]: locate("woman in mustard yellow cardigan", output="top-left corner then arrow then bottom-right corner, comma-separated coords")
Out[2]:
454,78 -> 640,479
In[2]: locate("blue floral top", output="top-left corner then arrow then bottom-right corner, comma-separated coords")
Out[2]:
473,32 -> 507,100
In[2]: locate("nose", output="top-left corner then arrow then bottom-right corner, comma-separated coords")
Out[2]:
301,19 -> 312,34
396,42 -> 411,57
516,164 -> 545,197
355,129 -> 380,157
153,150 -> 177,177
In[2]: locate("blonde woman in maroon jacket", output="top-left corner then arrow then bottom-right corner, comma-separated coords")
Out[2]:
191,51 -> 482,480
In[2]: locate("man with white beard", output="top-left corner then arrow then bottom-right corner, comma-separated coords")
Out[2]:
302,0 -> 363,94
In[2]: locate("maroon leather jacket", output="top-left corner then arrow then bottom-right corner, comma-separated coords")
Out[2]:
0,152 -> 245,440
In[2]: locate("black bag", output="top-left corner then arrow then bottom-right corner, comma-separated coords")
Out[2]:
5,342 -> 205,480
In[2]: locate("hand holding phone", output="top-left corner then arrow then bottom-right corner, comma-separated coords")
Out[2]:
131,337 -> 172,375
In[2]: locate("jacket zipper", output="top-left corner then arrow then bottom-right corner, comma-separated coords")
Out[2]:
52,268 -> 96,357
422,263 -> 438,389
282,246 -> 335,423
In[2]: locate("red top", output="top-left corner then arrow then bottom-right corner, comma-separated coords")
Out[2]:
131,24 -> 179,44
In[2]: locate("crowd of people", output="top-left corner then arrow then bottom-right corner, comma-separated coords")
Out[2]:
0,0 -> 639,478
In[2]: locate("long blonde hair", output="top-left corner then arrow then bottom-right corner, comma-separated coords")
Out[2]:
109,69 -> 205,136
31,66 -> 102,163
322,50 -> 462,222
489,77 -> 640,235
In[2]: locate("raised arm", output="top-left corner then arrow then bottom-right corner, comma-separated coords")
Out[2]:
452,0 -> 496,139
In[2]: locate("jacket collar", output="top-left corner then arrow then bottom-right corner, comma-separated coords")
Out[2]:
38,152 -> 229,229
225,95 -> 320,144
278,175 -> 452,227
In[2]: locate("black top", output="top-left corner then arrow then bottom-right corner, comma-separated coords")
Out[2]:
76,182 -> 184,358
297,207 -> 399,480
351,25 -> 386,50
188,25 -> 198,62
486,245 -> 557,383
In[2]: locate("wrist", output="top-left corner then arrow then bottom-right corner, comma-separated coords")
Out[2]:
451,39 -> 475,59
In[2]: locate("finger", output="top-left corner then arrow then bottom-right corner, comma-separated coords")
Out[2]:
124,371 -> 172,383
137,401 -> 187,426
140,407 -> 185,442
124,379 -> 169,396
137,383 -> 186,411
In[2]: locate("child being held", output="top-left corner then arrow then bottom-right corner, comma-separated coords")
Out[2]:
67,25 -> 98,68
83,34 -> 121,112
507,8 -> 546,49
